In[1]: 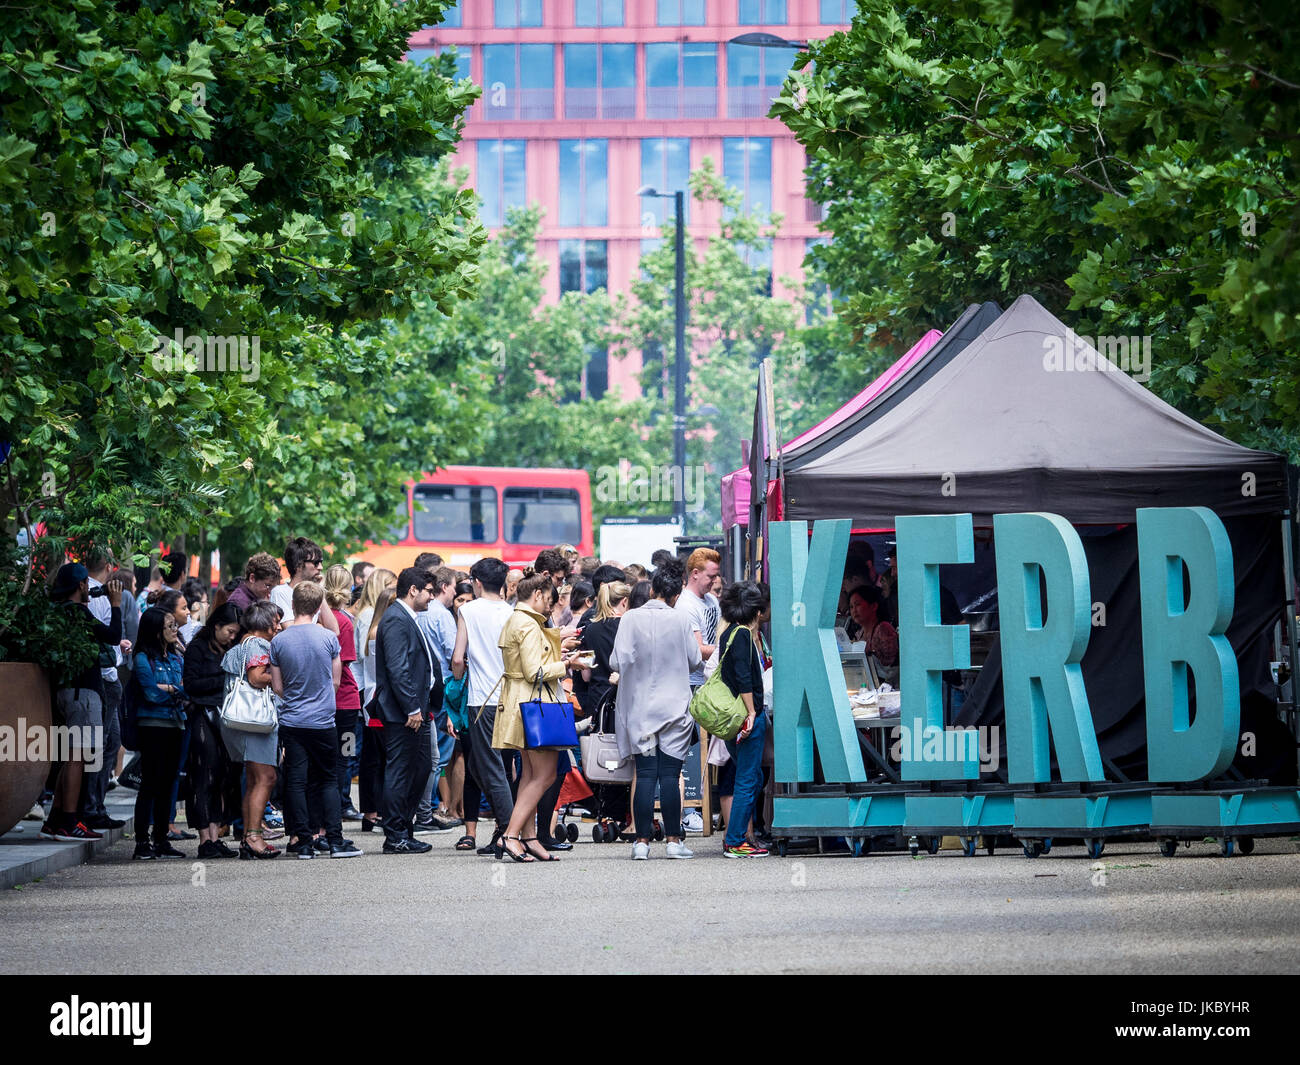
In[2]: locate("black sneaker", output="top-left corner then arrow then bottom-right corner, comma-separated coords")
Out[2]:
152,841 -> 186,859
288,840 -> 315,860
52,821 -> 103,843
412,817 -> 437,834
196,840 -> 222,860
214,839 -> 239,858
341,806 -> 364,822
383,837 -> 432,854
329,839 -> 363,858
131,843 -> 155,861
312,836 -> 331,853
84,813 -> 126,830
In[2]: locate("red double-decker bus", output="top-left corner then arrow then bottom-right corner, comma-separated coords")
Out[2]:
358,466 -> 594,574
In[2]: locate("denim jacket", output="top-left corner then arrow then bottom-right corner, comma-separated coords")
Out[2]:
133,651 -> 187,727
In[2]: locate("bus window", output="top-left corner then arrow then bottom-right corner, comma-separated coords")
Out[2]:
413,484 -> 498,544
503,487 -> 581,546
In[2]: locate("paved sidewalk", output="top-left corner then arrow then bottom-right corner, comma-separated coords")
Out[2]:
0,787 -> 134,891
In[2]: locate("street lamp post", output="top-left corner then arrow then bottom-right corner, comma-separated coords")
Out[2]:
638,185 -> 688,534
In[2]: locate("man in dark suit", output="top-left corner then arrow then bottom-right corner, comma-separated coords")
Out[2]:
370,566 -> 441,854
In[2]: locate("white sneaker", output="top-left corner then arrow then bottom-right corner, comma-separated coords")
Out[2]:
681,810 -> 704,833
631,841 -> 650,860
665,841 -> 694,859
24,802 -> 45,821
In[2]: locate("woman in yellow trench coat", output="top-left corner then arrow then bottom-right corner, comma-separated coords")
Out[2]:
493,572 -> 579,862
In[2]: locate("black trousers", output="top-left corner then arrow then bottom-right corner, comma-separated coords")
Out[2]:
282,726 -> 343,845
359,723 -> 387,813
134,726 -> 183,845
381,718 -> 432,844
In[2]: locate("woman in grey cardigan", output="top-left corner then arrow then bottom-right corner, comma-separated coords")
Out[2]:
609,560 -> 702,860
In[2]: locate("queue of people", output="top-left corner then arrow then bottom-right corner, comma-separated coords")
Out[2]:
33,539 -> 780,863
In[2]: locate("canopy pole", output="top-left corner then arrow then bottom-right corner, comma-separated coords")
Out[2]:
1282,514 -> 1300,761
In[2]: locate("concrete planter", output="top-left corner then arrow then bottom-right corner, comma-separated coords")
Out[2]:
0,662 -> 51,836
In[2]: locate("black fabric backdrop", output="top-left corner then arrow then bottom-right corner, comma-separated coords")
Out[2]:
953,517 -> 1296,784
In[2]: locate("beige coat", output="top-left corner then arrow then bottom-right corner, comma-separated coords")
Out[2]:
491,605 -> 567,750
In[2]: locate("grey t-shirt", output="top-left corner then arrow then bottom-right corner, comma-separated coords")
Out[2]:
269,625 -> 340,730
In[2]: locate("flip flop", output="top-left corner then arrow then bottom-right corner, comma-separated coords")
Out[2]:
454,835 -> 476,851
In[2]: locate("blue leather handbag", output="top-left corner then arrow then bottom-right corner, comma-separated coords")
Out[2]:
520,680 -> 579,749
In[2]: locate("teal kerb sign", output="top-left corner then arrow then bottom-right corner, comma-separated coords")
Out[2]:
771,508 -> 1241,787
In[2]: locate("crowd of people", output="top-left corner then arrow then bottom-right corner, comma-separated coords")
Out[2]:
33,538 -> 782,862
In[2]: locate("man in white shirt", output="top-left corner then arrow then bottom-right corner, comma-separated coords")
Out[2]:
451,557 -> 515,850
269,536 -> 339,636
675,548 -> 721,690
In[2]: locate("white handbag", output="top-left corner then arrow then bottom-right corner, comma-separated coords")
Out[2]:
219,673 -> 277,734
580,691 -> 633,784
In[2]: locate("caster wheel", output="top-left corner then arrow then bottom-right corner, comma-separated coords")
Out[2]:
1085,838 -> 1105,860
592,824 -> 606,843
851,838 -> 863,857
1219,838 -> 1235,858
927,836 -> 941,855
961,836 -> 978,858
907,835 -> 919,857
1238,836 -> 1255,855
1158,839 -> 1178,858
1021,840 -> 1043,859
776,839 -> 788,858
566,822 -> 579,843
1041,838 -> 1053,855
653,824 -> 664,842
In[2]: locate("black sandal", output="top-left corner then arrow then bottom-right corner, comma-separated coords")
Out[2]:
522,837 -> 558,862
454,835 -> 476,851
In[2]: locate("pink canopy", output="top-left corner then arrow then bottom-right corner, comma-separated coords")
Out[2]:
721,328 -> 943,528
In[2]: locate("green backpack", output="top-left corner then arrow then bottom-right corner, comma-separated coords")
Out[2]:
687,626 -> 749,741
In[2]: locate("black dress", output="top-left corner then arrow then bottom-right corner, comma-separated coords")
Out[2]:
182,636 -> 236,828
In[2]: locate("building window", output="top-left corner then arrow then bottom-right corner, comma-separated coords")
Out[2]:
739,0 -> 787,23
559,239 -> 609,294
407,46 -> 471,82
723,137 -> 772,215
820,0 -> 858,22
575,0 -> 623,25
564,43 -> 635,119
558,140 -> 608,226
645,42 -> 716,119
805,237 -> 835,322
583,346 -> 609,400
482,44 -> 554,120
477,140 -> 526,227
495,0 -> 543,27
656,0 -> 705,24
441,1 -> 463,27
726,42 -> 794,118
639,139 -> 691,226
640,339 -> 666,399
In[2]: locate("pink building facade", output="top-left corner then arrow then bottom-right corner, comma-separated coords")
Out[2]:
408,0 -> 855,399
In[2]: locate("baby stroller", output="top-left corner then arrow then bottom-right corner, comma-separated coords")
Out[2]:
559,688 -> 653,843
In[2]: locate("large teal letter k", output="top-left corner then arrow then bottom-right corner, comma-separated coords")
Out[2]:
771,519 -> 866,784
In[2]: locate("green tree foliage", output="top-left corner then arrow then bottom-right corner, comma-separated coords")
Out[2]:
775,0 -> 1300,456
627,160 -> 852,535
0,0 -> 482,575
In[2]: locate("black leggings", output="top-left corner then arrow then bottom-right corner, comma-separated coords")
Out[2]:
135,727 -> 184,845
633,750 -> 683,841
185,707 -> 230,829
534,756 -> 566,844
